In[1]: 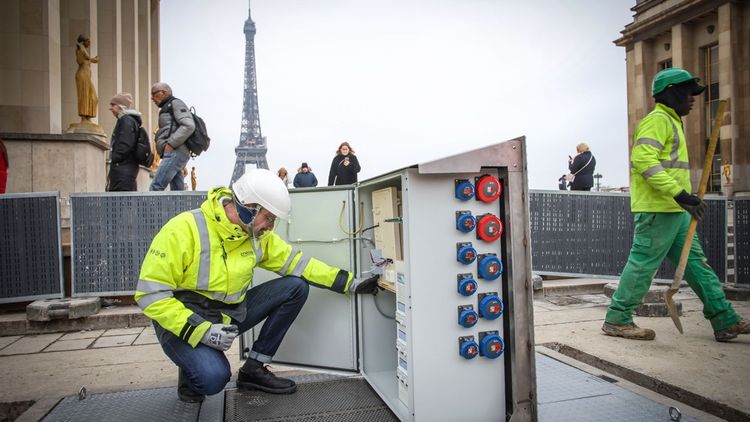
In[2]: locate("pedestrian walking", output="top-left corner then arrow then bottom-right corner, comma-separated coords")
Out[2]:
603,68 -> 749,342
106,93 -> 141,192
149,82 -> 194,191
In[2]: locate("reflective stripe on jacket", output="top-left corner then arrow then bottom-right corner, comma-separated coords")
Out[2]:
629,103 -> 691,212
134,186 -> 353,347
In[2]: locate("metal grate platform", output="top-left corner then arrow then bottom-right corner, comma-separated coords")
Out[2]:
42,386 -> 223,421
40,356 -> 702,421
537,353 -> 698,422
225,375 -> 398,421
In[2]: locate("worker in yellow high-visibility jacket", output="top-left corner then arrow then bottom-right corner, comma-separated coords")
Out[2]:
603,68 -> 748,342
135,168 -> 378,402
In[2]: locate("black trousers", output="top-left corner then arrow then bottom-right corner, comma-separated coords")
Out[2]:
107,162 -> 138,191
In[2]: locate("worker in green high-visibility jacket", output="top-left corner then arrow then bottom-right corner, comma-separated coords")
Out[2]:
603,67 -> 748,342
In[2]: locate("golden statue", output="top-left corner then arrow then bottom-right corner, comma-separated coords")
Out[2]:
75,35 -> 99,121
67,35 -> 105,135
191,167 -> 197,191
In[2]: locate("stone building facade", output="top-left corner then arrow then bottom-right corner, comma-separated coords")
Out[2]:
615,0 -> 749,196
0,0 -> 160,193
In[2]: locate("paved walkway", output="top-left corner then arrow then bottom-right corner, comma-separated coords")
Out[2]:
0,281 -> 747,421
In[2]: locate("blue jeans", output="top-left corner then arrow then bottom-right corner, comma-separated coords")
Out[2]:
154,276 -> 310,395
150,148 -> 190,191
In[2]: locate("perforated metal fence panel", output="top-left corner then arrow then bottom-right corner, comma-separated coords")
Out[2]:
530,191 -> 727,281
735,194 -> 750,285
71,192 -> 206,296
0,193 -> 63,303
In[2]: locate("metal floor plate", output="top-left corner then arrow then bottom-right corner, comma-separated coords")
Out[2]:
42,386 -> 222,422
40,356 -> 700,421
537,353 -> 698,422
225,375 -> 398,422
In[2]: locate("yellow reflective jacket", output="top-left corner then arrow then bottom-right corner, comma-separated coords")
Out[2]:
134,187 -> 353,347
630,103 -> 691,212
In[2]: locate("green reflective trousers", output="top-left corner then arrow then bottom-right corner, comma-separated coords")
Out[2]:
606,212 -> 739,331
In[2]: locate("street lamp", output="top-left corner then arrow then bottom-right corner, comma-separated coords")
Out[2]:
594,173 -> 603,191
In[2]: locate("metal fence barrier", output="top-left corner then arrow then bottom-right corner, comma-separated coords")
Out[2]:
22,189 -> 730,300
735,194 -> 750,285
70,192 -> 206,296
0,192 -> 63,303
529,190 -> 727,282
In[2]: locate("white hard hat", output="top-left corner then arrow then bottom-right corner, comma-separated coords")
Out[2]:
232,169 -> 291,220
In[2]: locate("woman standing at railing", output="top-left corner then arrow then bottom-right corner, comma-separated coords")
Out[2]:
567,143 -> 596,191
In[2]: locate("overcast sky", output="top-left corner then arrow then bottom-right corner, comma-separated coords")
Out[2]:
160,0 -> 635,190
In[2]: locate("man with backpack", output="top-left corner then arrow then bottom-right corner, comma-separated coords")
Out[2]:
149,82 -> 195,191
106,93 -> 141,192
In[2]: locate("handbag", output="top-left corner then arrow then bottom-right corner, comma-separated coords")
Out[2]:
567,155 -> 593,184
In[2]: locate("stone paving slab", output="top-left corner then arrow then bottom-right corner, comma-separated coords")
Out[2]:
92,334 -> 138,348
0,336 -> 21,350
132,331 -> 158,346
44,339 -> 95,352
103,327 -> 144,337
59,330 -> 105,340
0,334 -> 62,355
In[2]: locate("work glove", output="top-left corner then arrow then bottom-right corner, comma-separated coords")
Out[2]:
200,324 -> 239,351
674,190 -> 707,221
348,275 -> 381,295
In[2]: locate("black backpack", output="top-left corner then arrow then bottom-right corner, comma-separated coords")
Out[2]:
170,105 -> 211,157
133,126 -> 154,167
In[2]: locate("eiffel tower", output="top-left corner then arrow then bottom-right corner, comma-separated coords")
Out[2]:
231,3 -> 269,184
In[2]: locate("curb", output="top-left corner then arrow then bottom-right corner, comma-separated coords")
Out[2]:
0,309 -> 150,336
724,286 -> 750,301
541,282 -> 608,297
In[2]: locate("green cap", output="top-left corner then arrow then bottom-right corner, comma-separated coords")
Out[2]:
652,68 -> 704,96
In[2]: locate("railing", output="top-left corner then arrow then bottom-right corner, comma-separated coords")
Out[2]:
70,192 -> 206,296
735,193 -> 750,285
0,190 -> 738,302
0,192 -> 64,303
529,190 -> 727,282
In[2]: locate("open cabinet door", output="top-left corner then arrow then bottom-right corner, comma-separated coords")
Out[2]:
240,187 -> 360,371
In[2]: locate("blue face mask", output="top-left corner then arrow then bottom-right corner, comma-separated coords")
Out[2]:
233,194 -> 260,226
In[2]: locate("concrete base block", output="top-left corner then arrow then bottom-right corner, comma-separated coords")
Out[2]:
604,283 -> 669,304
635,301 -> 682,317
532,273 -> 543,291
724,285 -> 750,301
26,298 -> 101,322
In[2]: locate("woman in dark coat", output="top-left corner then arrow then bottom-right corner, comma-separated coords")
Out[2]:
568,142 -> 596,191
327,141 -> 361,186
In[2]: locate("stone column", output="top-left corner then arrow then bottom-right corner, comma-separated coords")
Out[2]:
629,40 -> 654,148
718,3 -> 737,196
96,0 -> 118,133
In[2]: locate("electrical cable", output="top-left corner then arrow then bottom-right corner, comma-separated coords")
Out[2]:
338,201 -> 364,235
359,224 -> 379,234
372,289 -> 395,320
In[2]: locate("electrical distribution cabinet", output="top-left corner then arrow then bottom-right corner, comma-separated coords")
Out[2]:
243,138 -> 536,421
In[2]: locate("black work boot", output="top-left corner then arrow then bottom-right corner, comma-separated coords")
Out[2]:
237,359 -> 297,394
178,369 -> 205,403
